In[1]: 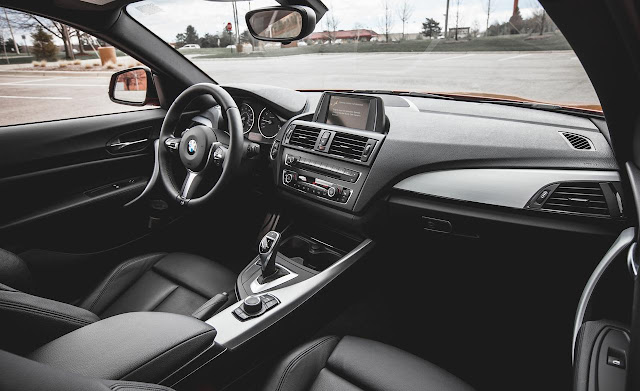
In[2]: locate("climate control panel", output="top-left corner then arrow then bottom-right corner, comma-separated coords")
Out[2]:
283,169 -> 352,203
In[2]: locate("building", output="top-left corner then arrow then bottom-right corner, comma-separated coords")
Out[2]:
307,29 -> 378,43
447,27 -> 470,39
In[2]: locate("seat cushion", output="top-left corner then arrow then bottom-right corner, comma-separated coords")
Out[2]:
79,253 -> 236,318
263,336 -> 475,391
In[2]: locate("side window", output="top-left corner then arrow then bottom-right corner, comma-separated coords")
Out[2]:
0,9 -> 158,127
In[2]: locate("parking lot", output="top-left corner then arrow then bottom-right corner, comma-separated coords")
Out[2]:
0,51 -> 598,127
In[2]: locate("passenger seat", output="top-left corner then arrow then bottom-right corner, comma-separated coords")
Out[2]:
262,335 -> 475,391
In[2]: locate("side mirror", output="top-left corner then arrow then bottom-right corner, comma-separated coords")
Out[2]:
108,67 -> 159,106
245,6 -> 316,43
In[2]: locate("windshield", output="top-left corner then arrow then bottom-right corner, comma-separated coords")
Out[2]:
127,0 -> 600,110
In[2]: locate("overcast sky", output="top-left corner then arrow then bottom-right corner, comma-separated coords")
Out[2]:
127,0 -> 545,43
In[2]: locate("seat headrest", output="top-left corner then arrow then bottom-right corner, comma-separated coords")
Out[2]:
0,248 -> 33,293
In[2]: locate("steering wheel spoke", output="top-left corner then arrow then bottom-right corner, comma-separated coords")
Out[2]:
164,137 -> 181,151
177,170 -> 203,205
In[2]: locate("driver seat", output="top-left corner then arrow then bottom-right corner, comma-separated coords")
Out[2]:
0,249 -> 236,353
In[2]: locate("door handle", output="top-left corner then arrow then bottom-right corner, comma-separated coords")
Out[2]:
107,138 -> 149,153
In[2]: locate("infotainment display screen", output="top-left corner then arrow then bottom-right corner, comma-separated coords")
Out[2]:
325,95 -> 371,130
313,92 -> 385,133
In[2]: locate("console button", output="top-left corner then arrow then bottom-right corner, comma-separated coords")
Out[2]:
243,295 -> 263,314
327,186 -> 337,198
284,173 -> 294,184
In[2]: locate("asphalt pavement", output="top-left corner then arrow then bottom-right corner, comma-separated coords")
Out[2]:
0,51 -> 598,127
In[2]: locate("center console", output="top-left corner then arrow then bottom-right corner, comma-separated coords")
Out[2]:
272,92 -> 387,211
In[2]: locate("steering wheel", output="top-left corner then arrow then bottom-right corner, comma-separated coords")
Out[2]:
158,83 -> 243,207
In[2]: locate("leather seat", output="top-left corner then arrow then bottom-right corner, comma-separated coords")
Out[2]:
78,252 -> 236,318
0,249 -> 236,353
263,336 -> 475,391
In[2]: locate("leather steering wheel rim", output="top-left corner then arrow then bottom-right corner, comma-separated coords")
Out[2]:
158,83 -> 243,207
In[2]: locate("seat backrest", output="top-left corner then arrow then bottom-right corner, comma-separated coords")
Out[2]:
0,283 -> 99,354
0,248 -> 33,293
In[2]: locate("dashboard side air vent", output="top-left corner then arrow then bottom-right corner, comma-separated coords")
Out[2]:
560,132 -> 594,150
542,182 -> 609,217
329,132 -> 369,161
287,125 -> 320,150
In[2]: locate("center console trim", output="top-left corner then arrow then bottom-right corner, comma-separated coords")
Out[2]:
249,262 -> 299,293
206,238 -> 375,350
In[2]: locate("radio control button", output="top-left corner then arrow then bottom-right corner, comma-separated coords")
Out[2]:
284,173 -> 293,184
327,187 -> 337,197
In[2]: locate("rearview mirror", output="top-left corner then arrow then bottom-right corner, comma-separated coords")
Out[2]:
108,67 -> 158,106
246,6 -> 316,43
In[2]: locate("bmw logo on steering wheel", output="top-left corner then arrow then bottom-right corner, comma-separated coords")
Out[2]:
187,139 -> 198,155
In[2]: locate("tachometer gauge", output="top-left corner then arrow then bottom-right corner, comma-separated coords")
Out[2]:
239,103 -> 254,134
258,108 -> 280,139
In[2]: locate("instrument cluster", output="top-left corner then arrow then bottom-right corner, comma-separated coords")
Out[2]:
238,99 -> 282,143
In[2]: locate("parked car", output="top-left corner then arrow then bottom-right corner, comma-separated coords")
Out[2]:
179,43 -> 200,49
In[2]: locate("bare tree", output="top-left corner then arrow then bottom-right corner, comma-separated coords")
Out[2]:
483,0 -> 496,34
10,10 -> 76,59
323,5 -> 340,44
2,8 -> 20,54
396,0 -> 414,40
378,0 -> 394,43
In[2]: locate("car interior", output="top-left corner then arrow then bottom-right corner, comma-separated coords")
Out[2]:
2,1 -> 640,391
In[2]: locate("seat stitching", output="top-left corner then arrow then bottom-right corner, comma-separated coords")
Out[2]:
322,366 -> 367,391
148,284 -> 179,312
0,301 -> 95,326
87,253 -> 165,312
150,263 -> 217,299
275,336 -> 340,391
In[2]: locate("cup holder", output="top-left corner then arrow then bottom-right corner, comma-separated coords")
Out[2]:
279,235 -> 342,272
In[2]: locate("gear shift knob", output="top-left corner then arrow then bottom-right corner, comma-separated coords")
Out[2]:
259,231 -> 281,278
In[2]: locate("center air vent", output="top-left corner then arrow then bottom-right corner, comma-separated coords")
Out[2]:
287,125 -> 320,150
560,132 -> 594,150
542,182 -> 609,216
329,133 -> 369,160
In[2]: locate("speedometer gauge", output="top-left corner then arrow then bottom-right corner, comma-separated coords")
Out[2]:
258,108 -> 279,139
239,103 -> 254,134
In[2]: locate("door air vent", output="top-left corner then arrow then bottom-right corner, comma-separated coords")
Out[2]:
560,132 -> 594,150
287,125 -> 320,150
329,132 -> 369,161
542,182 -> 609,217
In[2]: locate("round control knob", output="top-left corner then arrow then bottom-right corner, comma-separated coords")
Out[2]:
243,295 -> 263,314
284,173 -> 293,184
327,186 -> 337,198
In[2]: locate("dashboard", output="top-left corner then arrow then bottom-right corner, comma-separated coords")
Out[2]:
196,84 -> 628,237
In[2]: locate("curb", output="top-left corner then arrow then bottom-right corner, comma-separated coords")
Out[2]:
0,70 -> 114,77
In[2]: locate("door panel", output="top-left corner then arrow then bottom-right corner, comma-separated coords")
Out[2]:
0,109 -> 166,253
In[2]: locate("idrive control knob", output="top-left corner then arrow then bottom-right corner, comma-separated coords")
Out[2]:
243,295 -> 263,314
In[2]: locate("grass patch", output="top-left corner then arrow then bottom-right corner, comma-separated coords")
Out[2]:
0,49 -> 129,65
194,32 -> 572,60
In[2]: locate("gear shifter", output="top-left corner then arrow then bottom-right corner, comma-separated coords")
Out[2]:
259,231 -> 281,278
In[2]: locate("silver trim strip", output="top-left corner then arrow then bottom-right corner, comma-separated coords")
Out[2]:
206,238 -> 375,350
572,227 -> 635,363
394,169 -> 621,209
124,139 -> 159,207
249,263 -> 299,293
